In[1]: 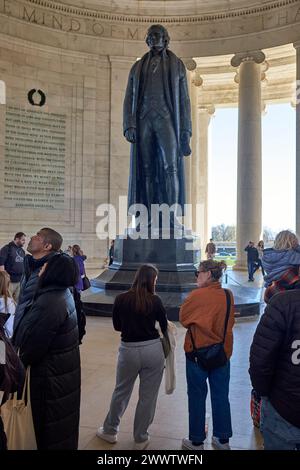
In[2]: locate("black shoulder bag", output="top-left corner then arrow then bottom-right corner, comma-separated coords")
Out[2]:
186,289 -> 231,371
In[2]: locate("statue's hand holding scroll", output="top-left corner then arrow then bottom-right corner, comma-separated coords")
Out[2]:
180,131 -> 192,156
125,127 -> 137,144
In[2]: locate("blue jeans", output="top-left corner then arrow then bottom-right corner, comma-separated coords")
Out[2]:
261,398 -> 300,450
248,261 -> 255,280
186,358 -> 232,443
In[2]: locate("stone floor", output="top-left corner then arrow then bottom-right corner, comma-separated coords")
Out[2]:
80,269 -> 265,451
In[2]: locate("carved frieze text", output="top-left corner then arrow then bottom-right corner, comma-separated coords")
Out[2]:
0,0 -> 300,41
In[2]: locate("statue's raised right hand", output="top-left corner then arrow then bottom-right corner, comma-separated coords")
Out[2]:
124,127 -> 136,143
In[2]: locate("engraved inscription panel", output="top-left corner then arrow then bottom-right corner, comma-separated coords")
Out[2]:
4,106 -> 66,209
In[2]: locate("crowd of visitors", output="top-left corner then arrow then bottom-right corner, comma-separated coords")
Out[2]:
244,240 -> 266,281
1,228 -> 300,451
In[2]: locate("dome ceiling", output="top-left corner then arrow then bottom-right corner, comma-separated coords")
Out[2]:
54,1 -> 281,17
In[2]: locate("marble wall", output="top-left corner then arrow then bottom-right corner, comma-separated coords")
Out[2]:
0,36 -> 111,262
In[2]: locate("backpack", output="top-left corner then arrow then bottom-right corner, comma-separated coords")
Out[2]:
3,243 -> 13,273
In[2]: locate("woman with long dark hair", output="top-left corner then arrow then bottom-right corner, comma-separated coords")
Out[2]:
97,264 -> 167,450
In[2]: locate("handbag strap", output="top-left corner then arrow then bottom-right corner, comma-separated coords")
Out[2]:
188,326 -> 197,352
21,366 -> 31,402
188,288 -> 231,350
222,289 -> 231,343
3,366 -> 31,407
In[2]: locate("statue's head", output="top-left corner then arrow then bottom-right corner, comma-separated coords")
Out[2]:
146,25 -> 170,51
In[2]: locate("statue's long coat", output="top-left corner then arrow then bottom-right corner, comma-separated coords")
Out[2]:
123,49 -> 192,213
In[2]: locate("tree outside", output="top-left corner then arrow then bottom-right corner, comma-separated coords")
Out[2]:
212,224 -> 236,242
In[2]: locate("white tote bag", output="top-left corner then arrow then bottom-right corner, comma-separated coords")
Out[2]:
1,366 -> 37,450
156,321 -> 177,394
164,321 -> 177,395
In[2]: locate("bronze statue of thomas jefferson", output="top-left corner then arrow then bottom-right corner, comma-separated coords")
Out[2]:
123,24 -> 192,216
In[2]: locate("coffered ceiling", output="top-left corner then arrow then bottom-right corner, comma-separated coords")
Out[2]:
54,0 -> 290,17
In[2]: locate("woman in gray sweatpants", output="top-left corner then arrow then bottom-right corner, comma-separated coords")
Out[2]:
97,264 -> 168,449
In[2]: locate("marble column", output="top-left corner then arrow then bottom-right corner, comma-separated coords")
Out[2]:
194,105 -> 215,256
294,43 -> 300,236
231,51 -> 265,269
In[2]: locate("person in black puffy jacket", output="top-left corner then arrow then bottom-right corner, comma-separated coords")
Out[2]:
249,287 -> 300,450
0,315 -> 25,450
13,253 -> 81,449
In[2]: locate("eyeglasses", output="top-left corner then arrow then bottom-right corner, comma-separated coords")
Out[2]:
195,269 -> 208,277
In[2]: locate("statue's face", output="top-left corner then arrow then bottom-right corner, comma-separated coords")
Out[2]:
146,27 -> 165,51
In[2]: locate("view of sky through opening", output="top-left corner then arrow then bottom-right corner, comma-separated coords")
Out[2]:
209,104 -> 295,238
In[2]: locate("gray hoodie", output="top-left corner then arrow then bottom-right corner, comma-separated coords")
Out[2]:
262,246 -> 300,286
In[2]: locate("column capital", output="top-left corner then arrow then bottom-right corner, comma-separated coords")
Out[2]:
234,59 -> 268,84
294,41 -> 300,50
192,69 -> 203,87
198,104 -> 215,116
231,50 -> 266,68
182,58 -> 197,71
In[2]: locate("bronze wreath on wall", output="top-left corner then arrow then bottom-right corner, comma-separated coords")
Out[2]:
27,89 -> 46,107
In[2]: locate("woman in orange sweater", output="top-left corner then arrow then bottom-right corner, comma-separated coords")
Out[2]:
180,260 -> 235,451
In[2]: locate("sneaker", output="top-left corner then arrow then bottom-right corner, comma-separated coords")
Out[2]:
133,436 -> 150,450
96,426 -> 117,443
182,438 -> 204,450
211,436 -> 231,450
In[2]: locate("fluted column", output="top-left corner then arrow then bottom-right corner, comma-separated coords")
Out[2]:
194,105 -> 215,256
294,42 -> 300,236
231,51 -> 265,269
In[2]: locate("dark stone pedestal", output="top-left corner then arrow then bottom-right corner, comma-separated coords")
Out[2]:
84,229 -> 261,319
91,230 -> 200,292
82,284 -> 262,320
